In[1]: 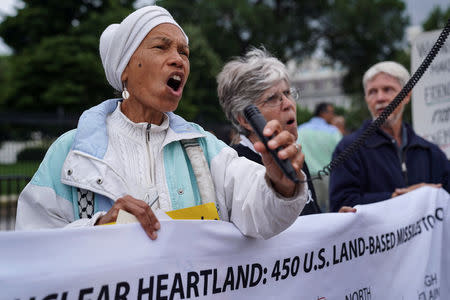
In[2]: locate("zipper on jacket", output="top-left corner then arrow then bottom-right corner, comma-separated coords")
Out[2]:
145,123 -> 158,208
401,149 -> 408,185
146,124 -> 151,142
144,188 -> 159,209
146,123 -> 152,179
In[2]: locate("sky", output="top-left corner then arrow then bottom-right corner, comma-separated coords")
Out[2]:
0,0 -> 449,54
405,0 -> 450,25
0,0 -> 22,53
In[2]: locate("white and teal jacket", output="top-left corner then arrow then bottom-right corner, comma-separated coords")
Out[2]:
16,99 -> 307,239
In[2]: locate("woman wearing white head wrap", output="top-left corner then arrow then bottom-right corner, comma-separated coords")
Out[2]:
99,6 -> 188,93
16,6 -> 308,240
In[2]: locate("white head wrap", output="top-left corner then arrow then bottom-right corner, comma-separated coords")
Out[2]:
99,5 -> 188,92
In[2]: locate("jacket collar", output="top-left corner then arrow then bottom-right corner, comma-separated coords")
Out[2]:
362,120 -> 430,150
72,99 -> 205,159
164,112 -> 205,148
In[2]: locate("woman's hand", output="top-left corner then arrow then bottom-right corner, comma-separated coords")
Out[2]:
96,195 -> 160,240
391,183 -> 442,198
254,120 -> 305,198
338,206 -> 357,213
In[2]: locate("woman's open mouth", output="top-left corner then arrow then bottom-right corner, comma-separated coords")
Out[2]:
286,118 -> 295,126
167,74 -> 183,92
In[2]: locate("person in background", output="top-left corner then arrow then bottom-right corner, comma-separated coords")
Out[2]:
15,6 -> 309,240
332,115 -> 347,136
297,102 -> 342,212
217,47 -> 321,215
329,61 -> 449,212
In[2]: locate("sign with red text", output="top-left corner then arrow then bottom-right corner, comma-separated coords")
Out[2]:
0,187 -> 448,299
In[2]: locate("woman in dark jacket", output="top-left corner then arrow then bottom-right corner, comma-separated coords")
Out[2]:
217,48 -> 321,215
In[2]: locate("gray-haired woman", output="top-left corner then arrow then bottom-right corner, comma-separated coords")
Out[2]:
15,6 -> 308,239
217,47 -> 321,215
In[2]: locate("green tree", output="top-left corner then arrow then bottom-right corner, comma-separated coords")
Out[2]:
4,35 -> 106,111
0,1 -> 228,121
0,0 -> 134,54
157,0 -> 329,123
158,0 -> 328,62
175,24 -> 224,122
296,105 -> 313,126
0,55 -> 12,104
0,1 -> 134,113
422,6 -> 450,31
321,0 -> 409,94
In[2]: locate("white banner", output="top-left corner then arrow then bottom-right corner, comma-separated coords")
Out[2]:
0,186 -> 449,300
411,29 -> 450,158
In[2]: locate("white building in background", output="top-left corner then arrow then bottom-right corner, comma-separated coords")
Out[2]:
287,58 -> 351,111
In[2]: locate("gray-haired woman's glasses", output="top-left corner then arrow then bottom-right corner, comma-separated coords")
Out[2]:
258,88 -> 300,108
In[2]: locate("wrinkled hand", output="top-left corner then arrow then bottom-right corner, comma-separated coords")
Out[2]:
391,183 -> 442,198
338,206 -> 357,213
254,120 -> 305,197
96,195 -> 160,240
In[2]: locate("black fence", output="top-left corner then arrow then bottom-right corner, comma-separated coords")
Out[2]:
0,110 -> 79,231
0,175 -> 30,230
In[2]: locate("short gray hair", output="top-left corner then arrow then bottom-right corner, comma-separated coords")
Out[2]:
217,47 -> 289,135
362,61 -> 410,93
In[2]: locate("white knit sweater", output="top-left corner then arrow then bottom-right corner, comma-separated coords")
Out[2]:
105,102 -> 171,210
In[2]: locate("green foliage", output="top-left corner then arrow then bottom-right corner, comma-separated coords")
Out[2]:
4,35 -> 109,112
16,146 -> 48,162
296,106 -> 313,126
0,162 -> 40,177
339,95 -> 371,132
392,48 -> 411,71
322,0 -> 408,94
158,0 -> 329,122
158,0 -> 328,62
0,0 -> 134,54
175,24 -> 224,122
423,6 -> 450,31
0,0 -> 418,127
0,56 -> 12,106
334,106 -> 346,116
0,0 -> 227,121
0,1 -> 134,113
